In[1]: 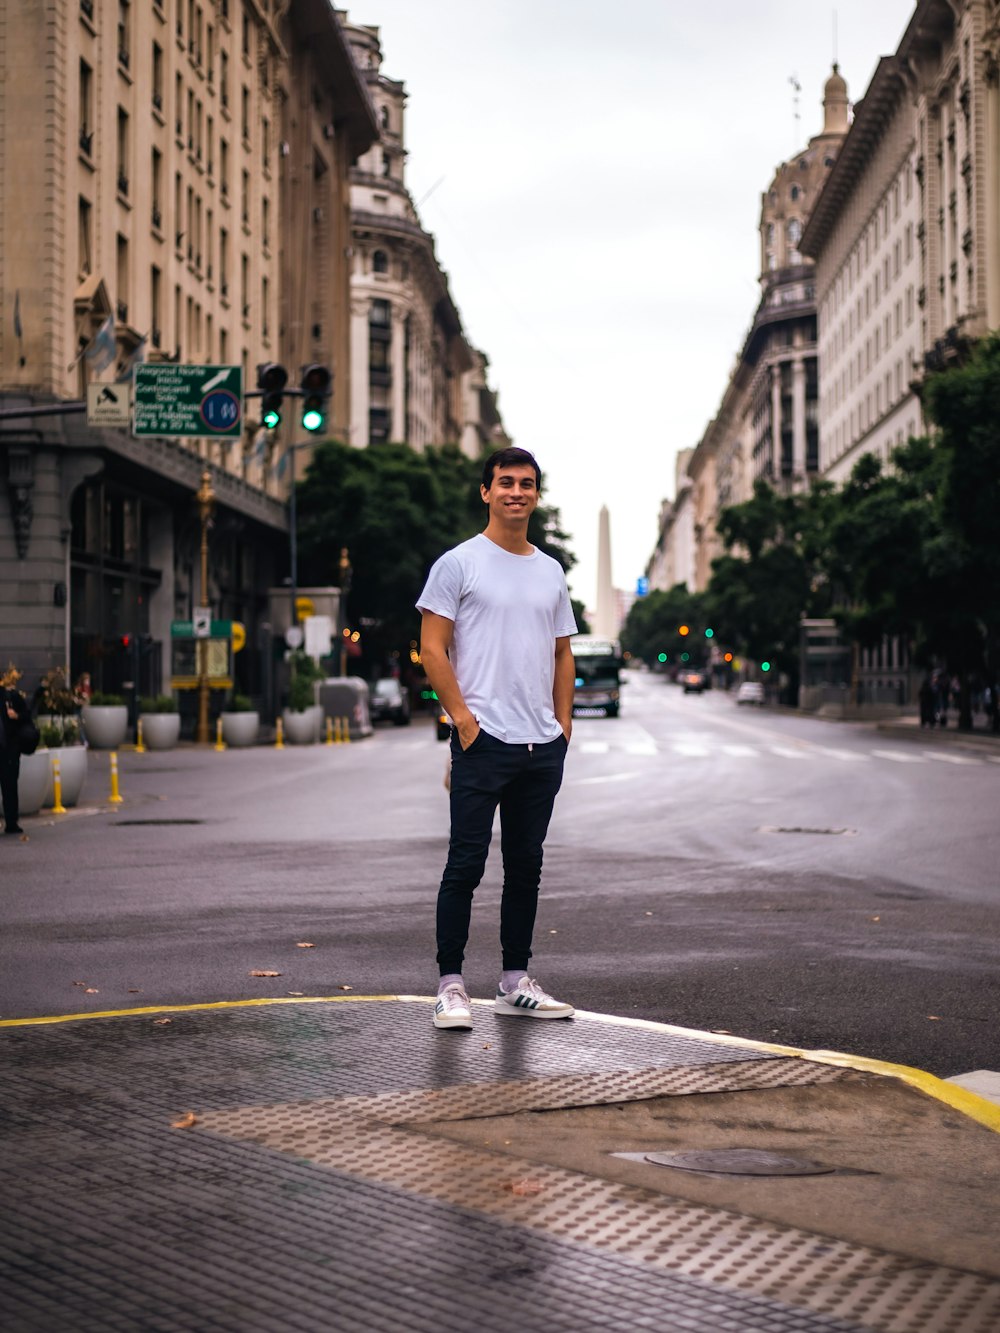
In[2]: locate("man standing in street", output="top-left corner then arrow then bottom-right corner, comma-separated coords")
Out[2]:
417,447 -> 578,1030
0,681 -> 30,835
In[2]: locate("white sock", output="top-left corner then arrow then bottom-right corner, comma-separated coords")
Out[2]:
501,969 -> 528,993
438,973 -> 464,995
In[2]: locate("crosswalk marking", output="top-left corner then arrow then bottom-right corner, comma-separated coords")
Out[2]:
579,741 -> 609,754
768,745 -> 810,759
672,742 -> 711,757
722,744 -> 757,757
922,750 -> 981,765
625,741 -> 658,756
815,747 -> 870,762
871,749 -> 926,763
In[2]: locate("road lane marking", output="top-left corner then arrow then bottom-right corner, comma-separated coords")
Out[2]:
671,743 -> 711,757
768,746 -> 810,759
871,749 -> 926,764
814,747 -> 870,761
922,750 -> 981,765
579,741 -> 609,754
625,741 -> 658,755
573,772 -> 638,785
721,744 -> 757,757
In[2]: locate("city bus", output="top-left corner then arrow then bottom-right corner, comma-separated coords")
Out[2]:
570,635 -> 623,717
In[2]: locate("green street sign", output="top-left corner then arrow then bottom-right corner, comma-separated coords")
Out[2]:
171,619 -> 233,638
133,365 -> 243,439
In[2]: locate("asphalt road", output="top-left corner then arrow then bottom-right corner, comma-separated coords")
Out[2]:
2,672 -> 998,1077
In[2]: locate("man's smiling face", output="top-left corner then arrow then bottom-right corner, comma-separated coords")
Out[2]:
481,464 -> 539,526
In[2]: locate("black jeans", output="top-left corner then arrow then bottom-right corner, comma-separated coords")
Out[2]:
437,728 -> 567,976
0,750 -> 20,829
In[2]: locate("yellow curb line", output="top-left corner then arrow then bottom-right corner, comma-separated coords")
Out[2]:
3,994 -> 998,1135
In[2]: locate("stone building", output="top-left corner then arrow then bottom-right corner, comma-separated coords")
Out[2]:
340,16 -> 504,455
658,69 -> 850,593
800,0 -> 1000,703
646,449 -> 695,593
0,0 -> 376,702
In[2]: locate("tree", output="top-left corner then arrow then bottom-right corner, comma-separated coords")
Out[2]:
701,480 -> 832,693
621,584 -> 706,667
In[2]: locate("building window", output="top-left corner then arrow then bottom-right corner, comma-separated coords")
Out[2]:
220,50 -> 229,108
241,169 -> 249,224
241,86 -> 250,143
151,266 -> 162,346
78,196 -> 93,277
373,249 -> 388,274
790,184 -> 800,201
152,42 -> 163,110
241,4 -> 251,59
220,138 -> 229,196
118,0 -> 131,68
79,60 -> 94,155
116,108 -> 130,195
370,298 -> 390,326
219,227 -> 229,296
369,408 -> 391,444
151,147 -> 162,228
116,234 -> 129,322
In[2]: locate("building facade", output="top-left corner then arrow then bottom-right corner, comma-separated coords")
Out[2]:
668,69 -> 850,593
341,16 -> 504,455
0,0 -> 376,702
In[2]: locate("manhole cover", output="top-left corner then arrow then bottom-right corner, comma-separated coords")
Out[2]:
760,826 -> 855,836
644,1149 -> 835,1177
113,819 -> 206,826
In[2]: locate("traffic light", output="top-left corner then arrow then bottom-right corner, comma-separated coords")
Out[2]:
657,652 -> 667,664
704,627 -> 714,638
761,661 -> 772,672
300,363 -> 331,433
257,362 -> 287,430
678,624 -> 690,637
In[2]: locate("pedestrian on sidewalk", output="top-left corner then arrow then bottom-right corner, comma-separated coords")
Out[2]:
0,682 -> 31,835
417,446 -> 578,1031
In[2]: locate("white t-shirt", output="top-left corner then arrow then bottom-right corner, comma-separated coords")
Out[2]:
417,533 -> 578,744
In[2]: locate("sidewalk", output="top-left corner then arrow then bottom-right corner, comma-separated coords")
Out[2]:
3,997 -> 999,1332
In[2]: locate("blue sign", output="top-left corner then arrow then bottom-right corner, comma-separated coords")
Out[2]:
201,389 -> 241,432
636,577 -> 649,597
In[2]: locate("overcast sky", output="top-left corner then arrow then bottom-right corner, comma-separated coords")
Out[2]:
350,0 -> 917,611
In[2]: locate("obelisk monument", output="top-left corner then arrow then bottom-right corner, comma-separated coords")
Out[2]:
593,505 -> 616,638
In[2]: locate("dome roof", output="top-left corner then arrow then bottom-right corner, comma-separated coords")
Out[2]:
824,63 -> 848,99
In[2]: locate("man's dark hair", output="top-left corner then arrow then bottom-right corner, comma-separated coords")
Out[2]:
481,446 -> 541,491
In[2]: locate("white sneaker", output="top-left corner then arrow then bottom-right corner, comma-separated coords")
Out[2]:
433,983 -> 473,1030
494,976 -> 575,1020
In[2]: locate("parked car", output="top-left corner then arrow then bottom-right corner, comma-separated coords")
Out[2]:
369,678 -> 411,725
681,668 -> 707,694
736,680 -> 765,706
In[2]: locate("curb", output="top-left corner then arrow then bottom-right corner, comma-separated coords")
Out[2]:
4,994 -> 999,1135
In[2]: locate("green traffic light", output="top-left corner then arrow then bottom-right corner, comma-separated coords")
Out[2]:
657,652 -> 667,663
761,661 -> 771,672
705,627 -> 714,638
681,651 -> 690,662
302,407 -> 324,433
262,408 -> 281,430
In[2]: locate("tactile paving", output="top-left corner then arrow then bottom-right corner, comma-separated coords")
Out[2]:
2,999 -> 998,1332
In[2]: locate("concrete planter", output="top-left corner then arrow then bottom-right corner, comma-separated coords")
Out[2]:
9,751 -> 51,817
221,711 -> 259,747
82,704 -> 128,749
282,705 -> 321,744
140,712 -> 181,750
43,746 -> 88,808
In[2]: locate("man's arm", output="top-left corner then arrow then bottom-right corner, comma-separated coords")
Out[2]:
553,636 -> 574,743
420,611 -> 480,750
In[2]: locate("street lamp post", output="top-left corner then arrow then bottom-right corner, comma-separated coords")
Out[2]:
338,546 -> 352,677
196,468 -> 216,743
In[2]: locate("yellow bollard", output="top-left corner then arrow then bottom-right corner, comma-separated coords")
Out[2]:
325,716 -> 334,746
342,716 -> 351,744
332,717 -> 342,744
50,752 -> 67,815
274,716 -> 284,749
214,717 -> 227,751
108,750 -> 124,804
134,717 -> 146,754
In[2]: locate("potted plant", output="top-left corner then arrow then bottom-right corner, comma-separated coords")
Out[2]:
221,692 -> 259,747
282,650 -> 324,744
82,691 -> 128,749
37,667 -> 87,807
138,694 -> 181,750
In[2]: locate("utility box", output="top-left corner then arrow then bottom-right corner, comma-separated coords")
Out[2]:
267,586 -> 341,641
317,678 -> 372,740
